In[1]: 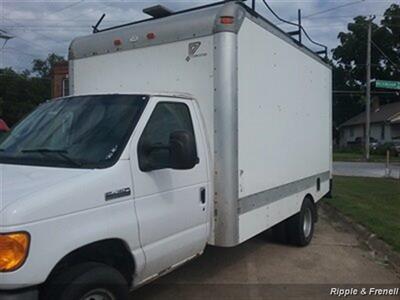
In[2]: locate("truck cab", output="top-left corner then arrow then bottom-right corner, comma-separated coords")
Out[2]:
0,93 -> 212,300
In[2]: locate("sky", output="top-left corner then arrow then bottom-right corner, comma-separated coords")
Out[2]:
0,0 -> 397,72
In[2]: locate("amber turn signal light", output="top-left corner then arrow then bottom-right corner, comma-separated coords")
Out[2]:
0,232 -> 30,272
220,16 -> 235,25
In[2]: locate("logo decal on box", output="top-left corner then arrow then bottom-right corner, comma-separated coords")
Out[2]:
186,42 -> 207,62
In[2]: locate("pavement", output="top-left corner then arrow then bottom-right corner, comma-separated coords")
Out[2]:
129,207 -> 400,300
333,161 -> 400,179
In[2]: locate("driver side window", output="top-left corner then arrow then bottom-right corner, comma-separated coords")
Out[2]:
138,102 -> 196,171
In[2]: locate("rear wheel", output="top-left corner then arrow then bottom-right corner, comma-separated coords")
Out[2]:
43,262 -> 129,300
286,197 -> 316,246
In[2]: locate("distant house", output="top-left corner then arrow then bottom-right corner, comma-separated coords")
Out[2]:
51,61 -> 69,99
339,99 -> 400,147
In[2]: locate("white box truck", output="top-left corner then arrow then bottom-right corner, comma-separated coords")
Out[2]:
0,1 -> 332,299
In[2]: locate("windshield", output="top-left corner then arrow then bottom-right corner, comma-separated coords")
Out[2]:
0,95 -> 148,169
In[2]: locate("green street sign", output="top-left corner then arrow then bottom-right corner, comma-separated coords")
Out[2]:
376,80 -> 400,90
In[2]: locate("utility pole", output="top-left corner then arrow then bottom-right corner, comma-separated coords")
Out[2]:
298,9 -> 302,44
365,16 -> 375,161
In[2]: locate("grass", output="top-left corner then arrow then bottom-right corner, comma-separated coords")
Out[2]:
333,152 -> 400,163
330,176 -> 400,252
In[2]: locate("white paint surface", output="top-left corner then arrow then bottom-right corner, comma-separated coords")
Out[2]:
237,19 -> 332,198
73,36 -> 215,155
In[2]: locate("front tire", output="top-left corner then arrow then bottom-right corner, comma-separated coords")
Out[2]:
43,262 -> 129,300
287,197 -> 316,246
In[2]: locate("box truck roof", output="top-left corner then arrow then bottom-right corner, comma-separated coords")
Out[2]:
69,1 -> 329,68
59,92 -> 196,101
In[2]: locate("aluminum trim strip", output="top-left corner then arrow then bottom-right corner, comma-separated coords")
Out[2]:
213,32 -> 239,247
238,171 -> 330,215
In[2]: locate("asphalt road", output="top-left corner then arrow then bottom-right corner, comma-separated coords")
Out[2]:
129,207 -> 399,300
333,161 -> 400,179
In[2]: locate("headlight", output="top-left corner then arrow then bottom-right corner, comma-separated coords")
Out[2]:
0,232 -> 30,272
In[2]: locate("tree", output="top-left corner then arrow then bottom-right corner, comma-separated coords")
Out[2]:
331,4 -> 400,127
381,4 -> 400,78
0,52 -> 66,126
0,68 -> 50,126
32,53 -> 66,78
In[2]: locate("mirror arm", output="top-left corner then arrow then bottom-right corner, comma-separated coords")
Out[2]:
144,144 -> 170,155
151,145 -> 170,150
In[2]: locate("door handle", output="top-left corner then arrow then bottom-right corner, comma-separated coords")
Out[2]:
200,187 -> 206,204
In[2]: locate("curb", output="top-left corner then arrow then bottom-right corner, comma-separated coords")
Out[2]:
321,201 -> 400,275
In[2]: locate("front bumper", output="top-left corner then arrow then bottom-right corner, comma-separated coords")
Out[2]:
0,287 -> 38,300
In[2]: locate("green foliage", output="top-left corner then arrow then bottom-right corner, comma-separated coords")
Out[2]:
0,53 -> 67,126
0,68 -> 51,126
0,53 -> 64,126
332,4 -> 400,127
32,53 -> 66,79
331,176 -> 400,252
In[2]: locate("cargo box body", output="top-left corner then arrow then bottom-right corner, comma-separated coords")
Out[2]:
69,1 -> 332,247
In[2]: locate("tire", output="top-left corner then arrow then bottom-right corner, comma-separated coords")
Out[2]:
286,197 -> 316,247
43,262 -> 129,300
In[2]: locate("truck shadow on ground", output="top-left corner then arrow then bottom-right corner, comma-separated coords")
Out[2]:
129,231 -> 290,300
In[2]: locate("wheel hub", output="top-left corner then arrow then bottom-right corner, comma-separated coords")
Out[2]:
303,207 -> 313,238
82,288 -> 116,300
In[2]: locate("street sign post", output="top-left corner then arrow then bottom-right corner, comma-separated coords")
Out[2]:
376,80 -> 400,90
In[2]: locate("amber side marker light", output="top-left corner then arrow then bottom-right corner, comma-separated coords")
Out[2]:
0,232 -> 30,272
220,16 -> 235,24
113,38 -> 122,46
146,32 -> 156,40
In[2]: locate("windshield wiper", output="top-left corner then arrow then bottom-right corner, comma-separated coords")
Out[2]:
21,148 -> 83,167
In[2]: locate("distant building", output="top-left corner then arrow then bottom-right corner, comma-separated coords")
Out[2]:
339,99 -> 400,147
51,61 -> 69,98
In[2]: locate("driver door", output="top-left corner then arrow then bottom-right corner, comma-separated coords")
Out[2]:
130,97 -> 209,279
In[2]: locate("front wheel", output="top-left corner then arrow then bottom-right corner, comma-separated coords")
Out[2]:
43,262 -> 129,300
287,197 -> 316,246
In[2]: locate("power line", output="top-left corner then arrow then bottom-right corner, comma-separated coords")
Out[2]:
261,0 -> 327,56
304,0 -> 366,19
1,47 -> 43,59
48,0 -> 86,15
1,0 -> 87,46
4,17 -> 56,41
276,0 -> 366,25
371,39 -> 400,70
2,30 -> 53,52
299,14 -> 400,20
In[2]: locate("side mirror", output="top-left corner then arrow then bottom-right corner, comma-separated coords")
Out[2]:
138,141 -> 169,172
169,130 -> 199,170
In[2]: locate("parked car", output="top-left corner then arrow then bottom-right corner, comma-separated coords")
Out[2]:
391,139 -> 400,156
348,137 -> 380,150
0,119 -> 10,132
0,119 -> 10,140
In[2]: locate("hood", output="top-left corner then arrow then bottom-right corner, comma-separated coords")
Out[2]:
0,161 -> 133,227
0,164 -> 89,211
